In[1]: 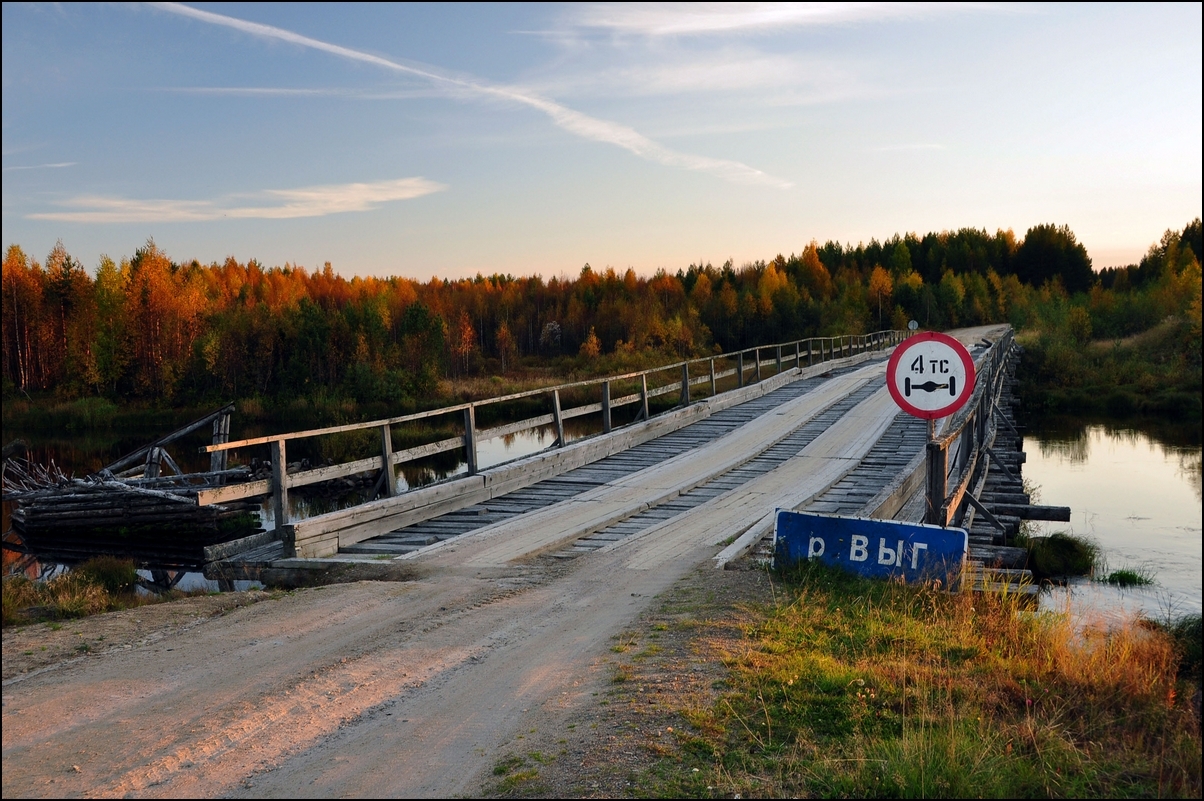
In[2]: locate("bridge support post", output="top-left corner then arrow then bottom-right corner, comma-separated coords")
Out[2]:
210,412 -> 230,481
271,438 -> 289,530
755,348 -> 762,382
736,352 -> 744,388
552,390 -> 565,446
680,363 -> 690,406
925,440 -> 947,526
776,345 -> 782,374
639,374 -> 649,421
379,424 -> 398,498
602,380 -> 612,434
464,405 -> 478,474
709,358 -> 716,396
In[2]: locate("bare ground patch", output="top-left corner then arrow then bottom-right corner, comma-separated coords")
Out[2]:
2,590 -> 275,682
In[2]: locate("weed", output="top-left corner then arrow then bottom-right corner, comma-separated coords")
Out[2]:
491,755 -> 524,776
1102,567 -> 1156,587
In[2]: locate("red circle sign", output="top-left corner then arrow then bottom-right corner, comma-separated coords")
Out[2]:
886,332 -> 976,419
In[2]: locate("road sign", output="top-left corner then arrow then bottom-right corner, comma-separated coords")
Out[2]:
886,332 -> 976,419
774,510 -> 967,583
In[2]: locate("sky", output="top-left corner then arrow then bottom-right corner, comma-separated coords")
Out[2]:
3,2 -> 1201,280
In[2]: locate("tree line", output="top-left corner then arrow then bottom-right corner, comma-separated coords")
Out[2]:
3,220 -> 1199,413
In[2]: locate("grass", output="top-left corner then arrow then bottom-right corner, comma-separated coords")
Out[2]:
2,557 -> 207,627
1102,567 -> 1156,587
486,753 -> 546,796
642,562 -> 1200,798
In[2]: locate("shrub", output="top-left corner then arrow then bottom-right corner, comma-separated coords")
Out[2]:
73,556 -> 139,596
1024,531 -> 1099,578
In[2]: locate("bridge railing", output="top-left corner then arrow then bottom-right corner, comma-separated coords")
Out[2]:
198,330 -> 907,527
924,328 -> 1016,527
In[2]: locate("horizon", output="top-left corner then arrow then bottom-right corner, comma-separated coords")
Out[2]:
3,3 -> 1201,279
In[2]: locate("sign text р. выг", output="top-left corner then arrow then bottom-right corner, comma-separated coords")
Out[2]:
774,510 -> 967,583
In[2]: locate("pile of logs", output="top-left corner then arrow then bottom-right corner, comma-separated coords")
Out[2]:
5,461 -> 261,570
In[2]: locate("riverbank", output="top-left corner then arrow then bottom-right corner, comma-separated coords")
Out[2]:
1017,316 -> 1202,423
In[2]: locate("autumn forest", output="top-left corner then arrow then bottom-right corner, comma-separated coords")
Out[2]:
3,220 -> 1200,424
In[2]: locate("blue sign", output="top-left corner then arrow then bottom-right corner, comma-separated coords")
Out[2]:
774,510 -> 967,583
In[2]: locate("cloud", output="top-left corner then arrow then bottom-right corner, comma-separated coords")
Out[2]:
150,3 -> 790,188
27,176 -> 446,223
3,162 -> 77,172
571,2 -> 997,36
872,143 -> 946,152
532,52 -> 865,107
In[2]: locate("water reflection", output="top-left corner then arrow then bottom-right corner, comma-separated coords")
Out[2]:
1024,422 -> 1202,620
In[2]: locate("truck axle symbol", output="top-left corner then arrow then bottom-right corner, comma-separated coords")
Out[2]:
905,377 -> 957,397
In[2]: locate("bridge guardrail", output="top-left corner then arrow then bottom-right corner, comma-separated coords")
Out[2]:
197,330 -> 908,529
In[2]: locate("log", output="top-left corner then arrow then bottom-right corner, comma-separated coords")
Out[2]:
992,503 -> 1071,521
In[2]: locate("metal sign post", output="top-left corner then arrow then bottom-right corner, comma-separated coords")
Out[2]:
885,332 -> 977,526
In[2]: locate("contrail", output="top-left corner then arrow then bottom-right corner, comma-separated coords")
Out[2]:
151,3 -> 791,188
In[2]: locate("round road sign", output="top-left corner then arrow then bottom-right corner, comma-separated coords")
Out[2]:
886,332 -> 976,419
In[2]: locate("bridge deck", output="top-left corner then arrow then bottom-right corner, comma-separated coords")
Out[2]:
220,327 -> 1009,577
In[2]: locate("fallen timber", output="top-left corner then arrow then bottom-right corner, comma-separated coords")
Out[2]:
2,404 -> 264,585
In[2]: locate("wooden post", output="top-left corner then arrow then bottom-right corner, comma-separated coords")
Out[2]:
709,358 -> 716,396
736,352 -> 744,388
925,440 -> 947,526
680,363 -> 690,406
775,345 -> 782,374
755,347 -> 762,381
639,374 -> 649,421
210,413 -> 230,477
464,405 -> 478,474
144,447 -> 162,479
552,389 -> 565,446
602,380 -> 612,434
795,341 -> 801,369
379,424 -> 398,498
271,438 -> 289,530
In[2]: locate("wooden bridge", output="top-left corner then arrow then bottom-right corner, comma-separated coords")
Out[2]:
178,324 -> 1057,588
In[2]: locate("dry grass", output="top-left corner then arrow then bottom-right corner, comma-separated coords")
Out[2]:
646,563 -> 1201,798
3,557 -> 209,627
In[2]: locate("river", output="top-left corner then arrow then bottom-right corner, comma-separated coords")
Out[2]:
1022,419 -> 1202,620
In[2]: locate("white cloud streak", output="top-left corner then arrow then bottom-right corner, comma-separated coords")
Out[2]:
3,162 -> 77,172
27,177 -> 445,223
573,2 -> 998,36
872,143 -> 946,152
150,2 -> 790,188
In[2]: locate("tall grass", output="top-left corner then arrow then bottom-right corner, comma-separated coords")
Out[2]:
661,563 -> 1200,798
2,557 -> 201,627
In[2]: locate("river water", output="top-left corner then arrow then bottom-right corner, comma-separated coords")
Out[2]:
1022,421 -> 1202,620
